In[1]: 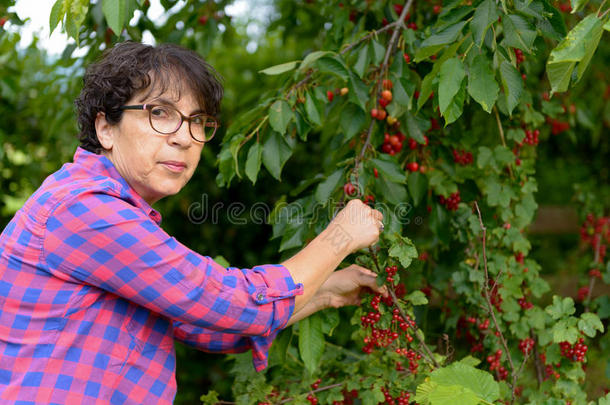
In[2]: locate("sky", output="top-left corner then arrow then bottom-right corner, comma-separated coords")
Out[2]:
8,0 -> 251,55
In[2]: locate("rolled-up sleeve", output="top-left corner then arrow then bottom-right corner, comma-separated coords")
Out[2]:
41,190 -> 303,338
173,321 -> 280,371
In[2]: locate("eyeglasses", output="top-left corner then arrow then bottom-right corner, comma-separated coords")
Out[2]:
120,104 -> 219,143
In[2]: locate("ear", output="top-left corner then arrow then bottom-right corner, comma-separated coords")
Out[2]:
95,112 -> 115,151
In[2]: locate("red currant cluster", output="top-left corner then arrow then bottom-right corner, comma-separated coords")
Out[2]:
523,129 -> 539,145
452,149 -> 473,165
546,116 -> 570,135
514,48 -> 525,65
518,338 -> 535,355
480,280 -> 503,311
385,265 -> 398,284
380,387 -> 411,405
577,286 -> 589,302
560,338 -> 588,362
331,389 -> 359,405
515,252 -> 525,264
360,294 -> 417,355
438,191 -> 460,211
486,349 -> 508,380
382,132 -> 405,155
518,297 -> 533,310
589,268 -> 602,279
394,347 -> 422,374
343,182 -> 357,196
580,214 -> 609,263
539,353 -> 561,380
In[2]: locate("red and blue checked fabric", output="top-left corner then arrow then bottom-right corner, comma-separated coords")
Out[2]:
0,147 -> 303,404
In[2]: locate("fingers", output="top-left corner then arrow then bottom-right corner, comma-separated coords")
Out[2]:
350,265 -> 389,297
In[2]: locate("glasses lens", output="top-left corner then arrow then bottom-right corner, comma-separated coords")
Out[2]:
190,115 -> 218,142
149,105 -> 181,134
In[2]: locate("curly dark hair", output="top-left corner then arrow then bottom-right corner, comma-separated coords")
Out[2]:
75,41 -> 224,153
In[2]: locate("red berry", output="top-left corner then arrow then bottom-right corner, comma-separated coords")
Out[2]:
406,162 -> 419,172
0,17 -> 7,28
376,109 -> 387,120
433,5 -> 442,13
403,53 -> 411,63
343,182 -> 356,196
326,90 -> 334,102
371,109 -> 379,119
373,168 -> 379,178
381,90 -> 393,101
382,79 -> 393,90
379,98 -> 390,108
198,15 -> 209,25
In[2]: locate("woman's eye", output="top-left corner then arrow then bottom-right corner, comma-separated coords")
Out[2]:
191,116 -> 205,125
151,107 -> 171,118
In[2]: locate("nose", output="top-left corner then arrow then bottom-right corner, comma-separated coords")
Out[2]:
168,118 -> 193,148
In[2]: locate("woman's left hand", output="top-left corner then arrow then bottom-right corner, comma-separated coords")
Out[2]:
316,264 -> 387,308
286,265 -> 386,326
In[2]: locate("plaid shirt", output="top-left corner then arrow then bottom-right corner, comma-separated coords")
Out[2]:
0,147 -> 302,404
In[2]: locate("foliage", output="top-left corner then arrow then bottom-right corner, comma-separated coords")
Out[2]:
1,0 -> 610,404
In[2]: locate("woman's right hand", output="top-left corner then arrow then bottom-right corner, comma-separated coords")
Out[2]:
328,199 -> 384,252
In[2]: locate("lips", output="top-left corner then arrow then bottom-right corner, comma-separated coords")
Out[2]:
160,161 -> 187,172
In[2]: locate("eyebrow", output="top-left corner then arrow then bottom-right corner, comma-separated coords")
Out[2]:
146,96 -> 205,116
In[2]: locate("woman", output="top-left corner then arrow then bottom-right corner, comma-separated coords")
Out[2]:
0,42 -> 384,404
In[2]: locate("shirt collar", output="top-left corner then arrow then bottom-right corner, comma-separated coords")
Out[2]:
73,147 -> 162,225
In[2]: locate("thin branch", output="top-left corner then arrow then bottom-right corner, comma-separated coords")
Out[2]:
584,238 -> 602,312
277,383 -> 344,404
354,0 -> 414,172
286,69 -> 314,99
340,22 -> 402,56
473,202 -> 517,404
531,332 -> 544,387
494,106 -> 514,179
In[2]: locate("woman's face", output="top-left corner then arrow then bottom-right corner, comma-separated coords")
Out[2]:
96,86 -> 206,205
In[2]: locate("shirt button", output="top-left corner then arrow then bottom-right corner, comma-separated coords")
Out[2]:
256,293 -> 264,301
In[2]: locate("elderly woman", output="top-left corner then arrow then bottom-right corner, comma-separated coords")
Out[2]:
0,42 -> 384,404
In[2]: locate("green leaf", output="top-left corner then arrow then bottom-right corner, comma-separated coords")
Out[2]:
348,72 -> 370,111
429,362 -> 500,402
200,391 -> 220,405
102,0 -> 126,36
388,235 -> 418,268
547,14 -> 604,93
371,40 -> 386,64
300,51 -> 333,70
578,312 -> 604,337
596,296 -> 610,319
50,0 -> 65,33
429,384 -> 480,405
417,40 -> 463,110
376,176 -> 408,205
570,0 -> 589,13
442,81 -> 466,125
314,169 -> 343,204
605,19 -> 610,31
552,318 -> 579,343
404,111 -> 425,143
340,103 -> 366,141
503,14 -> 537,52
408,171 -> 428,207
392,78 -> 414,110
499,60 -> 523,115
485,177 -> 515,207
316,56 -> 349,79
245,143 -> 262,185
259,61 -> 298,75
546,295 -> 576,320
262,131 -> 293,180
420,21 -> 468,48
298,313 -> 325,374
353,45 -> 370,78
320,308 -> 340,335
268,100 -> 293,135
371,156 -> 406,184
438,57 -> 466,122
477,146 -> 493,169
280,224 -> 306,251
305,92 -> 322,126
467,54 -> 499,113
407,290 -> 429,305
471,0 -> 499,46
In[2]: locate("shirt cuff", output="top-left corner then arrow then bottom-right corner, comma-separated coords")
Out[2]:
244,263 -> 303,371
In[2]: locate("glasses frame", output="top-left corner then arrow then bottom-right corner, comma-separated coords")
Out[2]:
120,104 -> 219,143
